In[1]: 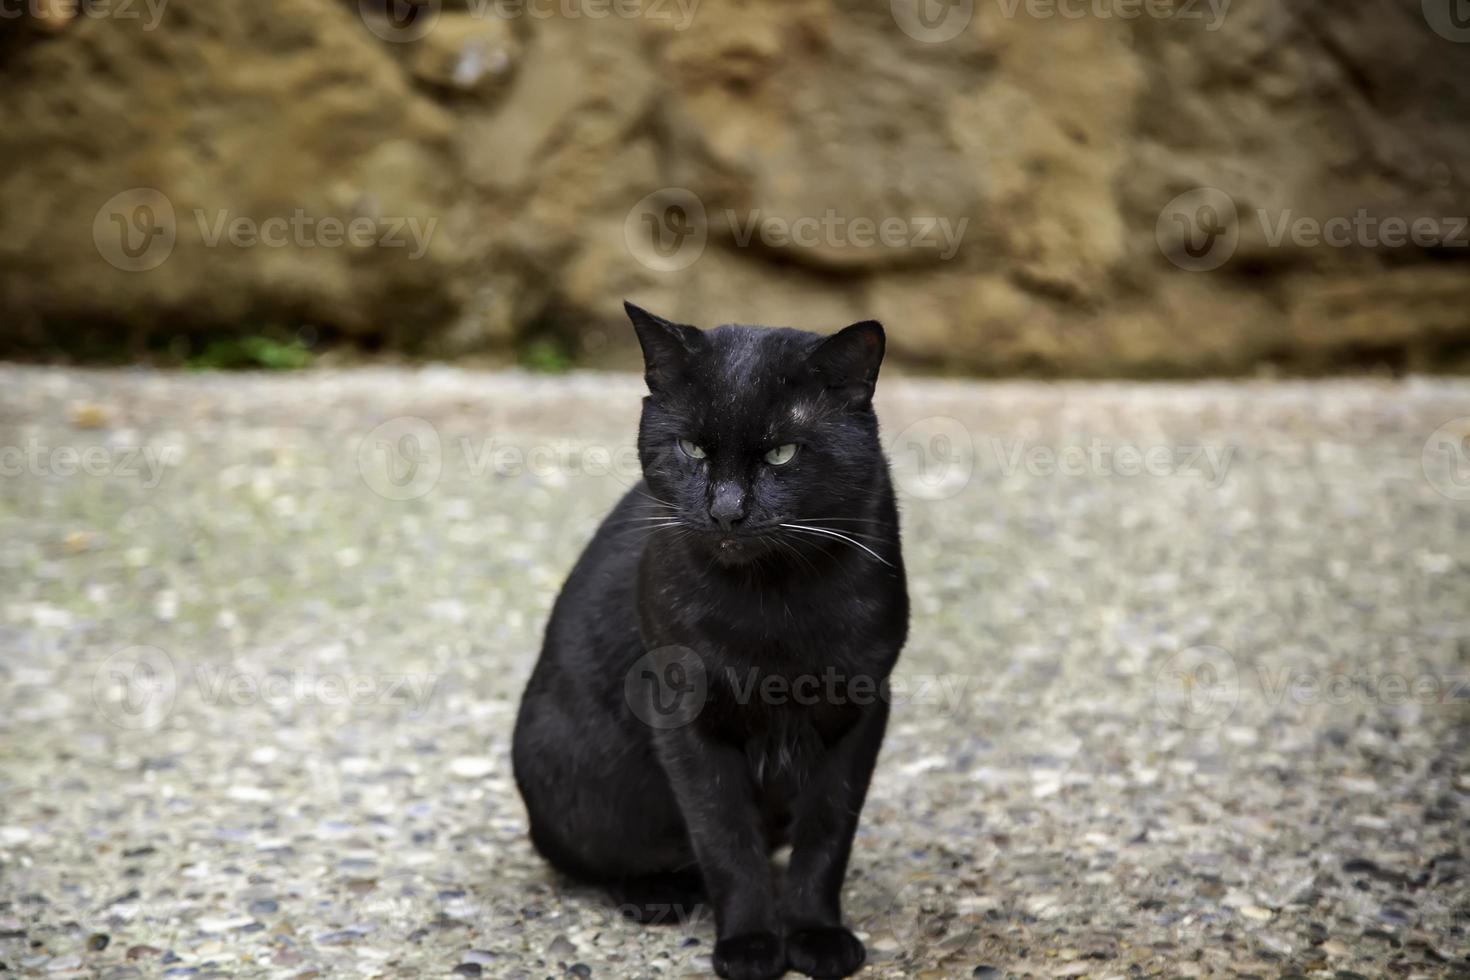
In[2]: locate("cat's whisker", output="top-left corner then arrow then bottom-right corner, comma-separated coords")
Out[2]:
611,520 -> 688,536
630,488 -> 676,509
778,523 -> 895,567
782,522 -> 888,544
794,516 -> 894,525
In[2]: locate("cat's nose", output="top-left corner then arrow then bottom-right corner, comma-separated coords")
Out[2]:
709,483 -> 747,531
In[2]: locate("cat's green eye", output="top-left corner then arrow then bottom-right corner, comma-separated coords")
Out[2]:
677,439 -> 707,460
765,444 -> 798,466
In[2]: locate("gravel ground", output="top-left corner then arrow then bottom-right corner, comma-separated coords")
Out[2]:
1,365 -> 1468,980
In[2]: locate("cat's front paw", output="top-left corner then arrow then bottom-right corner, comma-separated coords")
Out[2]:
785,926 -> 865,978
713,931 -> 787,980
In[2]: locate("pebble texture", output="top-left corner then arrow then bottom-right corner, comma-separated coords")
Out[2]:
1,366 -> 1468,979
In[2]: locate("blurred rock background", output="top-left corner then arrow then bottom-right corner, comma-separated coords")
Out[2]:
1,0 -> 1468,374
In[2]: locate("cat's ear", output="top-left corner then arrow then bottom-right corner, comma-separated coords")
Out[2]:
626,301 -> 701,393
808,320 -> 885,406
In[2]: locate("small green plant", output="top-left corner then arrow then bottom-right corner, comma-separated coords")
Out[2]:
520,336 -> 574,374
189,335 -> 314,371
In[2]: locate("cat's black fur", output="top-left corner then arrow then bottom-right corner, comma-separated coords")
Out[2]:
512,303 -> 909,980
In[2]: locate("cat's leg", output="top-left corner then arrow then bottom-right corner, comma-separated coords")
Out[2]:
654,727 -> 786,980
780,701 -> 889,979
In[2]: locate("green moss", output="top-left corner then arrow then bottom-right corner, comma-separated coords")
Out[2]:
188,335 -> 314,371
519,336 -> 574,374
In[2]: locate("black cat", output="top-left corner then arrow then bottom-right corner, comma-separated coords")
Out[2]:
512,303 -> 909,980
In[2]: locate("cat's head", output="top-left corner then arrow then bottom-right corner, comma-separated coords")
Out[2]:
627,302 -> 891,566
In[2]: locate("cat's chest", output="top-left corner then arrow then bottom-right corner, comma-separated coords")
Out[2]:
637,546 -> 907,675
744,707 -> 826,805
688,579 -> 888,659
702,661 -> 864,750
